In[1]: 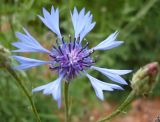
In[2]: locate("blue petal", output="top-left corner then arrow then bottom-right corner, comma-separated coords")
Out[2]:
92,66 -> 132,75
80,22 -> 96,43
84,72 -> 123,100
71,7 -> 95,42
93,31 -> 123,50
12,28 -> 50,53
33,77 -> 63,108
39,6 -> 62,40
91,66 -> 131,85
12,56 -> 51,70
32,75 -> 63,108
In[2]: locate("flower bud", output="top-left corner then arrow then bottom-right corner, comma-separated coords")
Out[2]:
131,62 -> 159,95
0,45 -> 11,68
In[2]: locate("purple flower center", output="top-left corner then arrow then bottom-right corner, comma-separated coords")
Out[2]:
49,37 -> 94,80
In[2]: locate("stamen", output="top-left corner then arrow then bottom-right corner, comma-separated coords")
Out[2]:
89,49 -> 94,54
69,44 -> 71,52
62,61 -> 70,67
49,66 -> 58,70
77,34 -> 80,43
79,66 -> 83,71
78,42 -> 89,54
66,54 -> 69,60
49,54 -> 56,58
56,38 -> 59,46
73,37 -> 76,49
69,35 -> 71,43
92,60 -> 96,64
49,54 -> 60,62
52,45 -> 57,49
83,42 -> 89,49
81,63 -> 92,67
68,37 -> 72,52
58,46 -> 63,55
62,37 -> 65,44
61,64 -> 69,68
82,49 -> 94,59
52,45 -> 60,54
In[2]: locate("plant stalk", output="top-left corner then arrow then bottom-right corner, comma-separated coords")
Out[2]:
6,66 -> 41,122
98,90 -> 136,122
64,81 -> 70,122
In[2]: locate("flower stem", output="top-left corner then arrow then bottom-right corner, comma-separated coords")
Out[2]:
98,62 -> 159,122
6,66 -> 41,122
97,90 -> 136,122
64,81 -> 70,122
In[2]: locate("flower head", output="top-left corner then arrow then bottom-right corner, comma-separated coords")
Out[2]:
131,62 -> 159,95
12,6 -> 131,108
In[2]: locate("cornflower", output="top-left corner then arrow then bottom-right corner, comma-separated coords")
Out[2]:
12,6 -> 131,108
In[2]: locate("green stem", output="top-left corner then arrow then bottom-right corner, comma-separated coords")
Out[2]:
64,81 -> 70,122
6,66 -> 41,122
98,90 -> 136,122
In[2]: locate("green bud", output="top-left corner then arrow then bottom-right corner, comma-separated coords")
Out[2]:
0,45 -> 11,68
131,62 -> 159,95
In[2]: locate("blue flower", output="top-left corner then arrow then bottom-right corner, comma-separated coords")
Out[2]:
12,6 -> 131,108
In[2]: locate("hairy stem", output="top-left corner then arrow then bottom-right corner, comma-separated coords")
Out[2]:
6,66 -> 41,122
98,90 -> 136,122
64,81 -> 70,122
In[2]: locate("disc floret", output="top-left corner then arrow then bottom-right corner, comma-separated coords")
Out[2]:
49,37 -> 94,80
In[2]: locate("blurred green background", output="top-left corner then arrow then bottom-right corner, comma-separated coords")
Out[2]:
0,0 -> 160,122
